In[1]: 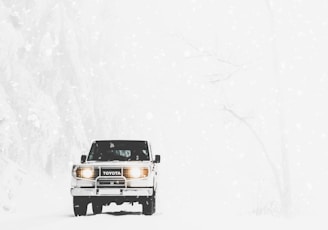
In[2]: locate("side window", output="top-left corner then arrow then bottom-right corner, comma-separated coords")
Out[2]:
88,143 -> 96,160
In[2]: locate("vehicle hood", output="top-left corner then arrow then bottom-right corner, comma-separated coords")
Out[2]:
78,161 -> 152,168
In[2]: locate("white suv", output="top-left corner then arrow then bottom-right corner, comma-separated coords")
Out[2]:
71,140 -> 160,216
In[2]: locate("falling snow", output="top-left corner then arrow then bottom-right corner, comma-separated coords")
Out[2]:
1,0 -> 328,229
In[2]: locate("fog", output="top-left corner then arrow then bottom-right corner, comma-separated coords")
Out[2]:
1,0 -> 328,222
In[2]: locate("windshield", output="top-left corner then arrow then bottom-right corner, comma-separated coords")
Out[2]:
87,141 -> 150,161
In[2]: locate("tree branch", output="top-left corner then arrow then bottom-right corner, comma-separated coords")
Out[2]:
208,65 -> 244,84
222,105 -> 283,195
175,34 -> 241,68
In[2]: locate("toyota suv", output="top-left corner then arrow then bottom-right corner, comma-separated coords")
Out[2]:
71,140 -> 160,216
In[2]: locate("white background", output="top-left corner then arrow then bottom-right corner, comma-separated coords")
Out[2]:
1,0 -> 328,229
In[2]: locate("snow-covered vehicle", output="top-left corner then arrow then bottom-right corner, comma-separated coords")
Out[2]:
71,140 -> 160,216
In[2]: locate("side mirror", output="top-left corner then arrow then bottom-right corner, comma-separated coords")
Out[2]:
154,155 -> 161,163
81,155 -> 87,164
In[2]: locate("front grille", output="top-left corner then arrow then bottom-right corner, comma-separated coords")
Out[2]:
97,178 -> 126,188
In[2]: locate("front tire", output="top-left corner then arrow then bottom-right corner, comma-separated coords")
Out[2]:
142,194 -> 156,215
73,197 -> 88,216
92,202 -> 103,215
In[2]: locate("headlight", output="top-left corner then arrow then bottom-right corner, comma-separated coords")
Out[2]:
81,168 -> 94,178
123,167 -> 149,179
75,167 -> 98,179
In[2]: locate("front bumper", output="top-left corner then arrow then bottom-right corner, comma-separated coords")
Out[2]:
71,187 -> 153,196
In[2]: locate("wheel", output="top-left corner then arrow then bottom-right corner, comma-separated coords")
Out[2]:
73,197 -> 88,216
142,194 -> 156,215
92,202 -> 103,215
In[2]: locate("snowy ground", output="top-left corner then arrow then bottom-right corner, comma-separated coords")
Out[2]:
1,173 -> 327,230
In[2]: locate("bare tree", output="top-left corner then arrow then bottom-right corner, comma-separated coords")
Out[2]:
265,0 -> 292,217
179,13 -> 291,215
